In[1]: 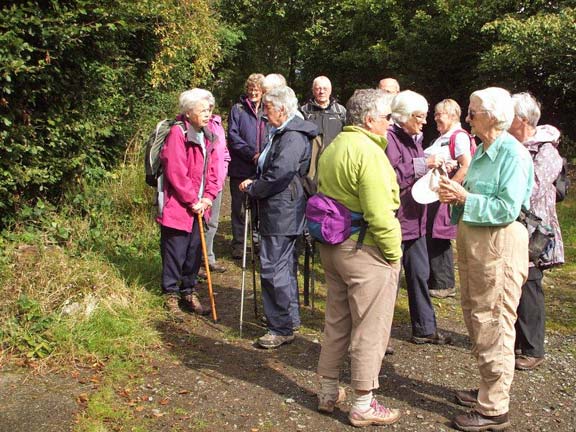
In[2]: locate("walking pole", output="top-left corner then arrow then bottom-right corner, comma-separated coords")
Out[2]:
198,212 -> 218,323
239,194 -> 251,336
303,234 -> 311,306
311,239 -> 316,311
248,204 -> 259,319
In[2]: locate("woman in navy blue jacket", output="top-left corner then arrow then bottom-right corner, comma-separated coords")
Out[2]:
228,73 -> 267,258
240,86 -> 318,349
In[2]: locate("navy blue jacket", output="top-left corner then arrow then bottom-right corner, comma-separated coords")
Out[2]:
227,95 -> 267,179
247,116 -> 318,236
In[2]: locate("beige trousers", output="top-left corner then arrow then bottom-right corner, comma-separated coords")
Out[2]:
317,238 -> 401,391
457,221 -> 528,416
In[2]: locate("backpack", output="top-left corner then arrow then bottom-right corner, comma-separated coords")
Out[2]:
531,142 -> 569,202
144,119 -> 186,187
449,129 -> 477,160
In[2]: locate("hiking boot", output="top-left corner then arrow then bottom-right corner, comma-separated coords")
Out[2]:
385,343 -> 395,356
164,295 -> 186,322
429,287 -> 456,298
318,386 -> 346,414
348,398 -> 401,427
209,262 -> 226,273
453,410 -> 510,431
411,331 -> 452,345
515,355 -> 545,371
257,332 -> 295,349
455,389 -> 479,408
182,293 -> 210,316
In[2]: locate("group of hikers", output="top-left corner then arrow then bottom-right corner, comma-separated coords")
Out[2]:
153,72 -> 564,430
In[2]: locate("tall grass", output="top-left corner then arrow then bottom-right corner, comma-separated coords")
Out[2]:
0,157 -> 164,366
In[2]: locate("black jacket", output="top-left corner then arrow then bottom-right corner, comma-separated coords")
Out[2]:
300,98 -> 346,147
247,116 -> 318,235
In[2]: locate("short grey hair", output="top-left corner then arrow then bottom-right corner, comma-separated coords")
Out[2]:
312,76 -> 331,89
262,73 -> 287,92
262,85 -> 298,117
512,92 -> 541,128
391,90 -> 428,124
346,89 -> 394,127
179,88 -> 215,114
470,87 -> 514,131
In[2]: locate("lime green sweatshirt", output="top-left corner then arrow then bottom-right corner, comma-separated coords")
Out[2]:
317,126 -> 402,261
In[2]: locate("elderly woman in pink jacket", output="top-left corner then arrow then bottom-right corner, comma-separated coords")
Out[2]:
157,88 -> 220,320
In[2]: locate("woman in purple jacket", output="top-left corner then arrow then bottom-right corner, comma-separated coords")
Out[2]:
385,90 -> 451,345
157,89 -> 220,320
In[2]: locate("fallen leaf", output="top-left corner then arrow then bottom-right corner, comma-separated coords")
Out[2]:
159,398 -> 170,405
134,406 -> 145,412
77,393 -> 89,403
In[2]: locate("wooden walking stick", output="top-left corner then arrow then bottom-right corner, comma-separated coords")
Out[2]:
197,212 -> 218,323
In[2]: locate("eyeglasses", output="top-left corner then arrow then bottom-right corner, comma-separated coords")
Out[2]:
412,113 -> 427,122
376,113 -> 392,121
467,109 -> 488,120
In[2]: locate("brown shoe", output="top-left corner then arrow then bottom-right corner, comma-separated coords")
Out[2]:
197,267 -> 207,279
209,262 -> 226,273
429,287 -> 456,298
455,389 -> 478,407
183,293 -> 210,316
318,386 -> 346,414
515,355 -> 545,371
453,410 -> 510,431
164,295 -> 186,322
411,331 -> 452,345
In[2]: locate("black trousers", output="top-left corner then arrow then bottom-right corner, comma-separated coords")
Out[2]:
515,267 -> 545,357
160,223 -> 202,296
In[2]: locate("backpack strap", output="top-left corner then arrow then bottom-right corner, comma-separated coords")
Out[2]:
449,129 -> 476,160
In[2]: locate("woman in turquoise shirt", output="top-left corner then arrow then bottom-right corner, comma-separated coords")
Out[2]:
438,87 -> 534,432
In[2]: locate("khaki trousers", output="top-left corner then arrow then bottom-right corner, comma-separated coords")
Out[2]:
457,221 -> 528,416
317,239 -> 400,391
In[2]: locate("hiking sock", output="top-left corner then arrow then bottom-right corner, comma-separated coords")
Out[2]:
352,391 -> 373,411
320,376 -> 339,395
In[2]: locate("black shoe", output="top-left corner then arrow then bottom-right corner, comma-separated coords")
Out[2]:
453,410 -> 510,431
232,245 -> 244,259
411,331 -> 452,345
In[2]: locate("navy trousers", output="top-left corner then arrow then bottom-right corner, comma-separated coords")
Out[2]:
426,237 -> 455,290
402,236 -> 437,337
160,222 -> 202,296
260,235 -> 299,336
515,267 -> 545,357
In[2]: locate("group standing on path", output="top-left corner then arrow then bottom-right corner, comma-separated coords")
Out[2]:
154,74 -> 565,431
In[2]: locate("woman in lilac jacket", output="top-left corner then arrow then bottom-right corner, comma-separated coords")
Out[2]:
385,90 -> 451,345
157,88 -> 220,320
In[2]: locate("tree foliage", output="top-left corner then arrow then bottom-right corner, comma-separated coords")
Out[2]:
0,0 -> 232,227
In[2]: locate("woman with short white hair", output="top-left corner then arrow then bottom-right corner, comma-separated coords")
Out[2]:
240,86 -> 318,349
509,92 -> 564,371
439,87 -> 534,431
158,88 -> 220,320
386,90 -> 452,346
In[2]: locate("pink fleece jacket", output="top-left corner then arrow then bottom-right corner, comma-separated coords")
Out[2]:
156,115 -> 219,231
206,114 -> 230,192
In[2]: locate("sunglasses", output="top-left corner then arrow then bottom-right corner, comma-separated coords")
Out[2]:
467,109 -> 488,120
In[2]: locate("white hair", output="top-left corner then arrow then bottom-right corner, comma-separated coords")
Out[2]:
390,90 -> 428,124
312,76 -> 332,89
512,92 -> 541,128
179,88 -> 215,114
262,74 -> 287,92
471,87 -> 515,131
262,85 -> 298,117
